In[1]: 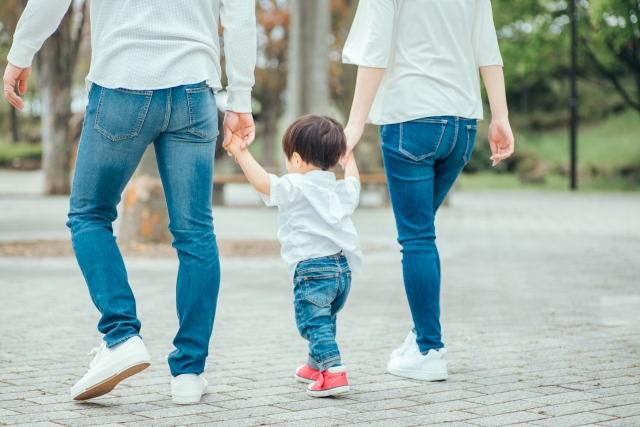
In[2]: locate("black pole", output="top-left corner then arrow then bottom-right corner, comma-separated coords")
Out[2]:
569,0 -> 578,190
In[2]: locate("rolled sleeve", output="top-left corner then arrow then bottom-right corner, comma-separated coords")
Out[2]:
342,0 -> 395,68
475,0 -> 503,67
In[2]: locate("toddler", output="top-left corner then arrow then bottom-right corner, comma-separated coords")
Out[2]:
225,114 -> 362,397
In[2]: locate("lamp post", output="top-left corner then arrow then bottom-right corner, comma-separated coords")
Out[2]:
569,0 -> 578,190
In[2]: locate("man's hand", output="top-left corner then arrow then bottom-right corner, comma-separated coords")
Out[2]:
3,63 -> 32,110
488,118 -> 515,166
339,122 -> 364,169
222,111 -> 255,156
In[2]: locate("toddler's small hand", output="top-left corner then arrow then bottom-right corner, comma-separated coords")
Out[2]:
225,134 -> 245,157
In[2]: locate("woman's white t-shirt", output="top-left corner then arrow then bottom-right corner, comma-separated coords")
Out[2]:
342,0 -> 503,124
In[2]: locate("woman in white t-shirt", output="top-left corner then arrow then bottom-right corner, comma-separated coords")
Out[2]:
341,0 -> 515,381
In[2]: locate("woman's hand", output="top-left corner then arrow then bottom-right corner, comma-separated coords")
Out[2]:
488,118 -> 514,166
340,122 -> 364,169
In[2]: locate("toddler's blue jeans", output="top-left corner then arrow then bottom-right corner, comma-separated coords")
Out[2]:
67,82 -> 220,376
293,253 -> 351,371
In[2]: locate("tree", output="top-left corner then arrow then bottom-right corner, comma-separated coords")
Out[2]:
582,0 -> 640,113
36,0 -> 86,194
1,0 -> 26,143
253,1 -> 289,167
286,0 -> 330,121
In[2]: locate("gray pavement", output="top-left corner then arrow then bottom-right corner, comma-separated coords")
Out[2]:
1,187 -> 640,426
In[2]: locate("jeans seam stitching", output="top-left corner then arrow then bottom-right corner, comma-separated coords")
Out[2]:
161,88 -> 172,133
106,334 -> 140,349
442,117 -> 459,160
186,91 -> 215,139
94,89 -> 152,141
398,120 -> 446,161
464,124 -> 476,164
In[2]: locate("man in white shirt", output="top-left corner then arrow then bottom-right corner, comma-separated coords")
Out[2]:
3,0 -> 256,404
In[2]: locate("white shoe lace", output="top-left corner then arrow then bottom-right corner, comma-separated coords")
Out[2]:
87,342 -> 107,372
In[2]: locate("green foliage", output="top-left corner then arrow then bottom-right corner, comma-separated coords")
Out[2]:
493,0 -> 640,116
0,141 -> 42,165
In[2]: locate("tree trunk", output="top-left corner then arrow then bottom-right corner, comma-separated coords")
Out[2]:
119,145 -> 173,244
284,0 -> 330,173
36,2 -> 85,195
9,105 -> 21,143
341,0 -> 359,118
261,102 -> 277,167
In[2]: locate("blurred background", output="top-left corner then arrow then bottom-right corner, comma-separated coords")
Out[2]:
0,0 -> 639,204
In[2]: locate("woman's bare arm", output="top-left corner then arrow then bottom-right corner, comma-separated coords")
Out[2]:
480,66 -> 514,166
340,66 -> 386,168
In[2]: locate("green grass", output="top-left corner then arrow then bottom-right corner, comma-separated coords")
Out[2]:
458,171 -> 638,191
462,109 -> 640,191
0,141 -> 42,165
517,109 -> 640,172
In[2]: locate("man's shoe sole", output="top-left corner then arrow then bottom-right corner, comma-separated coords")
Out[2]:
307,385 -> 349,397
294,373 -> 317,384
73,362 -> 150,400
386,365 -> 447,382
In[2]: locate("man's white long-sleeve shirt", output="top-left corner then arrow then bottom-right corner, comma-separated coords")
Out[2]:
8,0 -> 256,112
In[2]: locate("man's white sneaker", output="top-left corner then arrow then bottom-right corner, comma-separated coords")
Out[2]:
171,374 -> 209,404
387,344 -> 448,381
390,330 -> 417,359
71,336 -> 151,400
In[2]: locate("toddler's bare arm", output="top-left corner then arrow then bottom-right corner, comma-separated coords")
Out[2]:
227,135 -> 271,196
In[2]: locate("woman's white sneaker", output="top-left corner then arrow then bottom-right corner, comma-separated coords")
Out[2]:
387,344 -> 448,381
70,336 -> 151,400
390,330 -> 417,359
171,374 -> 209,404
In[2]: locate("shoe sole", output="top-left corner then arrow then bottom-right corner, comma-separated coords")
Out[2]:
386,365 -> 447,382
73,362 -> 150,400
172,382 -> 209,405
307,385 -> 349,397
294,373 -> 317,384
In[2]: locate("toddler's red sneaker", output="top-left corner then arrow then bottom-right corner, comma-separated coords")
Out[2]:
307,366 -> 349,397
295,364 -> 321,384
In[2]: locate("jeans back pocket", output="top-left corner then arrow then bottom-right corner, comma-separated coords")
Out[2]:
94,88 -> 152,141
464,124 -> 477,165
302,270 -> 341,308
186,87 -> 218,140
399,118 -> 448,161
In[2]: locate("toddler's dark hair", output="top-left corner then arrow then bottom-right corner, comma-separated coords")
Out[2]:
282,115 -> 347,171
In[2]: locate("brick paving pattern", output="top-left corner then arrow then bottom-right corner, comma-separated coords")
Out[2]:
1,190 -> 639,426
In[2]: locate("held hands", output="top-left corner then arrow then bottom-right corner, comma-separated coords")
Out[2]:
339,122 -> 364,169
222,111 -> 255,156
223,133 -> 245,158
488,118 -> 515,166
3,63 -> 31,110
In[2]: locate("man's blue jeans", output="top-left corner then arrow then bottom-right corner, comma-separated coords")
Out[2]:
293,253 -> 351,371
67,82 -> 220,376
380,116 -> 477,354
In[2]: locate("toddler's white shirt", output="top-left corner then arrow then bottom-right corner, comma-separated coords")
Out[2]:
261,171 -> 363,280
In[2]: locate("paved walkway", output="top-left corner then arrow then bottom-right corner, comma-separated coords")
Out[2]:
1,189 -> 639,426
